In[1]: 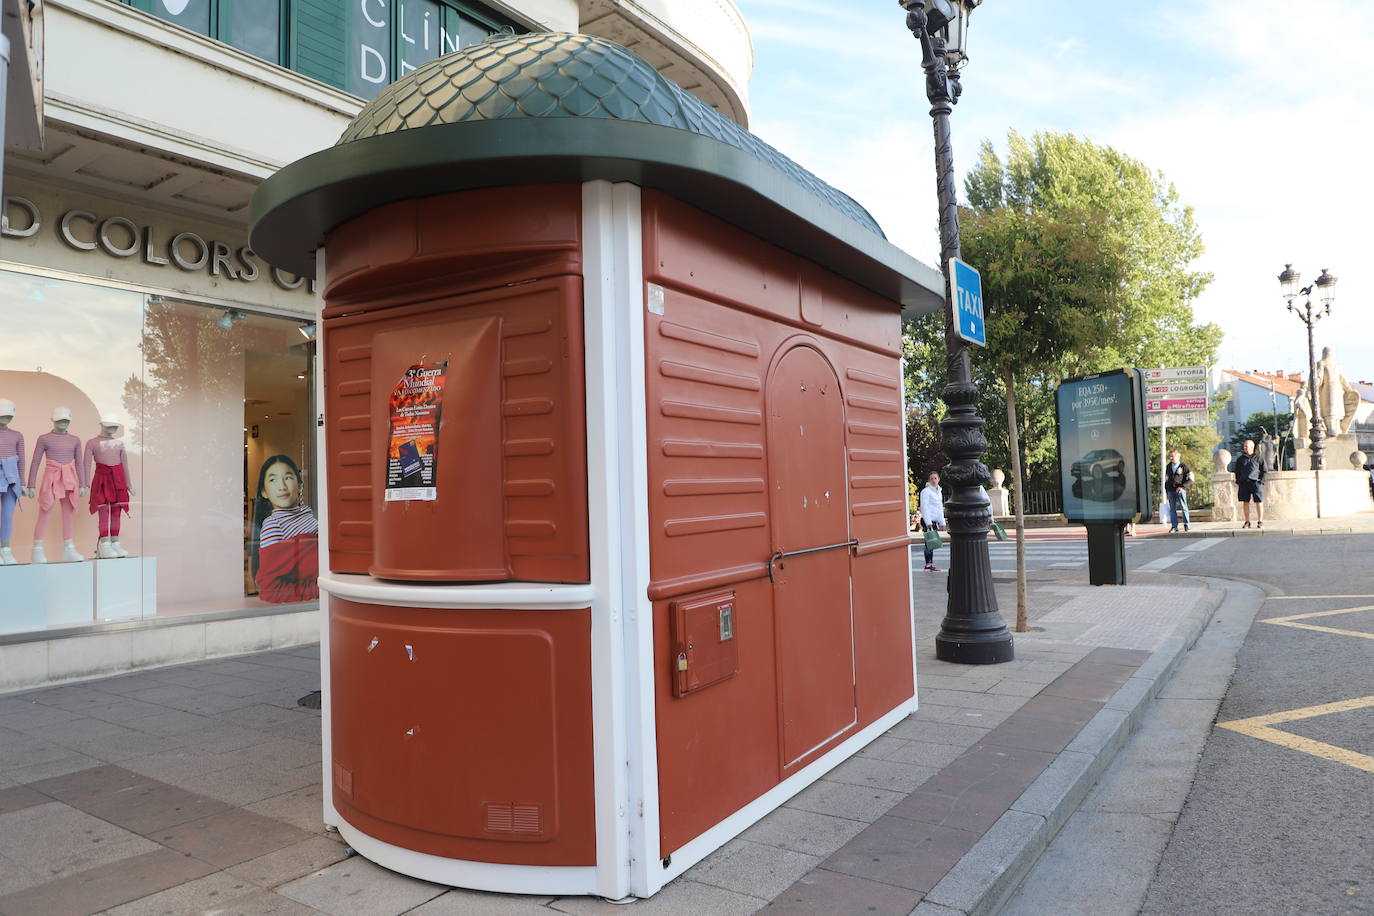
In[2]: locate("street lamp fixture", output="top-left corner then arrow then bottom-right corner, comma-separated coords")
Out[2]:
1278,264 -> 1338,470
919,0 -> 980,63
902,0 -> 1013,665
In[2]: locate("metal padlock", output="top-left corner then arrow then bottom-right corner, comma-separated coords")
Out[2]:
676,652 -> 688,672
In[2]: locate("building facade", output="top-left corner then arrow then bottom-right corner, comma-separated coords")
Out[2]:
1212,368 -> 1298,453
1353,380 -> 1374,462
0,0 -> 752,690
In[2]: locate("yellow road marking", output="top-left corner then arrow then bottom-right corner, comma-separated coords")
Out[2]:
1218,696 -> 1374,774
1263,604 -> 1374,641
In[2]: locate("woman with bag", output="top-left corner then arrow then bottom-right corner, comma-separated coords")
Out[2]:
919,471 -> 946,572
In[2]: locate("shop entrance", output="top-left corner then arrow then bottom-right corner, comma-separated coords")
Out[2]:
766,345 -> 857,771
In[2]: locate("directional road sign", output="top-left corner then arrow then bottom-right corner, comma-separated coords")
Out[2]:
1148,409 -> 1210,428
1147,397 -> 1208,411
1145,381 -> 1207,399
1144,368 -> 1209,414
1144,366 -> 1207,382
950,257 -> 985,347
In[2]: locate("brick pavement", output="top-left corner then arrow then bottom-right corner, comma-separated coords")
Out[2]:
0,561 -> 1219,915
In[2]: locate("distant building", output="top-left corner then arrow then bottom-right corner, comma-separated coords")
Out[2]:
1353,380 -> 1374,460
1212,368 -> 1300,447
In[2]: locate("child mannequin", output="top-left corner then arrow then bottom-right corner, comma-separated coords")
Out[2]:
0,399 -> 24,565
26,407 -> 89,563
84,416 -> 136,559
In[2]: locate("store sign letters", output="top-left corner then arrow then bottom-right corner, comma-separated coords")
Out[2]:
354,0 -> 462,93
1,196 -> 315,293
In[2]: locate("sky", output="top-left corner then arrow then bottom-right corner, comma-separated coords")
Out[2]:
733,0 -> 1374,383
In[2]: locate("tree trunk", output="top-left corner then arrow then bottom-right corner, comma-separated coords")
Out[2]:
1002,361 -> 1028,632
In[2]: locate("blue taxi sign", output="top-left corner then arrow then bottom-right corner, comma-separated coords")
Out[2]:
950,257 -> 986,347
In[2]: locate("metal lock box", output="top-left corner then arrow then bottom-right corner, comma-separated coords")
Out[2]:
670,590 -> 739,697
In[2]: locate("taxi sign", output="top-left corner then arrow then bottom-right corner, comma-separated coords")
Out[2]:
950,257 -> 986,347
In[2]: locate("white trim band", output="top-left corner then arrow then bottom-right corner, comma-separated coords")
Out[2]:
654,699 -> 916,889
319,574 -> 597,609
335,820 -> 600,896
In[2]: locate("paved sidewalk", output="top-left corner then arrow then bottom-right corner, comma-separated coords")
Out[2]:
1147,508 -> 1374,538
0,561 -> 1221,916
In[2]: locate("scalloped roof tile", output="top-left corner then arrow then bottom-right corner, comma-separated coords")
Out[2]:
337,32 -> 883,238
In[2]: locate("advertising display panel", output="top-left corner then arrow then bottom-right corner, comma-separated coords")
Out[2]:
1055,369 -> 1151,524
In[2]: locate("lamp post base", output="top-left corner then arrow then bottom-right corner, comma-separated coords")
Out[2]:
935,621 -> 1015,664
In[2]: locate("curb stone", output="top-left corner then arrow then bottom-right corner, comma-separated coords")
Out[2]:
1152,525 -> 1367,538
911,582 -> 1226,916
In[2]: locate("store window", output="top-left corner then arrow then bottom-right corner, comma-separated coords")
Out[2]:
123,0 -> 514,94
134,0 -> 285,64
0,269 -> 316,636
349,0 -> 509,98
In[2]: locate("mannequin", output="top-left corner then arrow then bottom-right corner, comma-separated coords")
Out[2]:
26,407 -> 89,563
84,416 -> 136,559
0,398 -> 24,565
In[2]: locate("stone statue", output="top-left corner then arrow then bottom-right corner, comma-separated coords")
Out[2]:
1214,448 -> 1231,472
1294,346 -> 1360,443
1317,347 -> 1360,436
1257,432 -> 1276,471
987,468 -> 1009,517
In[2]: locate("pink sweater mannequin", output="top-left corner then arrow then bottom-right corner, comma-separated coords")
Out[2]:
27,415 -> 89,563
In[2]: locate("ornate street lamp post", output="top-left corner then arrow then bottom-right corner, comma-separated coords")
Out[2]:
1277,264 -> 1338,470
901,0 -> 1013,664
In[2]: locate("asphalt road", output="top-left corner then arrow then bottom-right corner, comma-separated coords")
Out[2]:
929,531 -> 1190,574
1001,533 -> 1374,916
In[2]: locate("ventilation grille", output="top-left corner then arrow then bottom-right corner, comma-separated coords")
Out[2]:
484,803 -> 543,835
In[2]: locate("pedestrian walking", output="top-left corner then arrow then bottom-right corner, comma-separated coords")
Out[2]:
919,471 -> 945,571
1165,449 -> 1193,533
1232,439 -> 1265,529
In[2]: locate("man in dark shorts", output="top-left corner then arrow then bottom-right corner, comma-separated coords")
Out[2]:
1233,439 -> 1265,528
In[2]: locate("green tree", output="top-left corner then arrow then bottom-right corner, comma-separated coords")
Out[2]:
905,130 -> 1221,628
1229,411 -> 1293,455
1146,418 -> 1224,511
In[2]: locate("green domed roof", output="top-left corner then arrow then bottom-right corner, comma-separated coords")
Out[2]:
249,33 -> 944,315
339,33 -> 882,235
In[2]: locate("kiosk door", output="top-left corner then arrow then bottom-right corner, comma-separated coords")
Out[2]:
767,345 -> 857,771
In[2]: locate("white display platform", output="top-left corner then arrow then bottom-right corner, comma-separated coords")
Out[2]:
0,564 -> 50,633
43,560 -> 97,627
0,556 -> 158,633
95,556 -> 157,622
0,559 -> 98,628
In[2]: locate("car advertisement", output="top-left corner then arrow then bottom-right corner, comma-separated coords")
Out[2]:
1055,369 -> 1151,523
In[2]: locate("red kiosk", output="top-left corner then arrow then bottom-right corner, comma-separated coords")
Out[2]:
250,33 -> 945,900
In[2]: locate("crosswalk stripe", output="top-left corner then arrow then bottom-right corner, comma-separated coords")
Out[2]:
1137,553 -> 1187,572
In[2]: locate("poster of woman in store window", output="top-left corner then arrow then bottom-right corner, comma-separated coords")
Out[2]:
249,454 -> 319,603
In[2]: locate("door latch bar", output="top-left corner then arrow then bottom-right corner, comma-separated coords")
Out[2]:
767,539 -> 858,582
